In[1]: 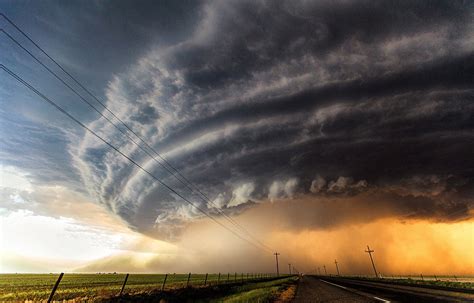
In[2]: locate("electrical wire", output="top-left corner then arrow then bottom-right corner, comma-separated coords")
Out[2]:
0,64 -> 273,253
0,13 -> 274,252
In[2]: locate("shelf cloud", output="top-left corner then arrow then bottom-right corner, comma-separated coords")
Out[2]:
68,0 -> 474,240
2,0 -> 473,243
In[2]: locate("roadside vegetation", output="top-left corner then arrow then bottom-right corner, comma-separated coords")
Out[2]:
208,277 -> 297,302
101,276 -> 298,303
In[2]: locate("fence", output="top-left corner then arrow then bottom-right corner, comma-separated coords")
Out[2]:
45,272 -> 284,302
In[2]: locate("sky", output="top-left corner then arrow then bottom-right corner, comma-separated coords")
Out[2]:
0,0 -> 473,275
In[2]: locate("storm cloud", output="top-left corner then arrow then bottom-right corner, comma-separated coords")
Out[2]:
2,0 -> 473,241
70,0 -> 474,239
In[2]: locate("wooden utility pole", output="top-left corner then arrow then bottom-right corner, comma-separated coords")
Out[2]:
365,245 -> 379,278
274,252 -> 280,276
288,263 -> 292,275
335,259 -> 340,276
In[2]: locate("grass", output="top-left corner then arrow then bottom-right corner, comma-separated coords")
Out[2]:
100,276 -> 298,303
210,277 -> 297,302
215,287 -> 279,302
0,273 -> 281,302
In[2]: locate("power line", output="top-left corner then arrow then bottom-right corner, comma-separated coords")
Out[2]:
0,27 -> 273,250
0,64 -> 273,253
365,245 -> 379,278
0,13 -> 226,217
0,22 -> 272,254
273,252 -> 280,276
0,14 -> 273,253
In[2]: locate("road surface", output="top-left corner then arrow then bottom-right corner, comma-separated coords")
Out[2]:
293,276 -> 379,302
293,276 -> 474,302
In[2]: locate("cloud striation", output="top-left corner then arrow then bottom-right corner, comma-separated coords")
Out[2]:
54,0 -> 474,240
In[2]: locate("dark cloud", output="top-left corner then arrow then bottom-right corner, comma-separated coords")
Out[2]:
77,0 -> 473,240
2,0 -> 473,240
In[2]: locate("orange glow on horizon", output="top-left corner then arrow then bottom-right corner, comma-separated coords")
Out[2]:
268,219 -> 474,276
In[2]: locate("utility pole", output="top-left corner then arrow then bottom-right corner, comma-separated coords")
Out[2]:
323,265 -> 327,275
365,245 -> 379,278
288,263 -> 291,275
274,252 -> 280,276
335,259 -> 340,276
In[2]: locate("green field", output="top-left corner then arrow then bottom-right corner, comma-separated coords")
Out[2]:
0,273 -> 278,302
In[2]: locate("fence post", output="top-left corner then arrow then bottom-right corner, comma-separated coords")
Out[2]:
217,272 -> 221,285
47,272 -> 64,303
119,273 -> 129,296
186,272 -> 191,287
204,273 -> 208,286
227,273 -> 230,283
161,274 -> 168,291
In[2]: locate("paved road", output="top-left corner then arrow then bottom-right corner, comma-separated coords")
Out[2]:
294,276 -> 474,303
324,277 -> 474,302
293,276 -> 379,302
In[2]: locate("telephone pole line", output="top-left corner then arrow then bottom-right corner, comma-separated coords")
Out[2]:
323,265 -> 327,275
335,259 -> 340,276
288,263 -> 292,275
365,245 -> 379,278
274,252 -> 280,276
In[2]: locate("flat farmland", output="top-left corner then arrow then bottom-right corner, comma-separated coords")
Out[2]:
0,273 -> 236,301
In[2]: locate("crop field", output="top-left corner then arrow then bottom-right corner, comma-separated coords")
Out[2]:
0,273 -> 274,302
